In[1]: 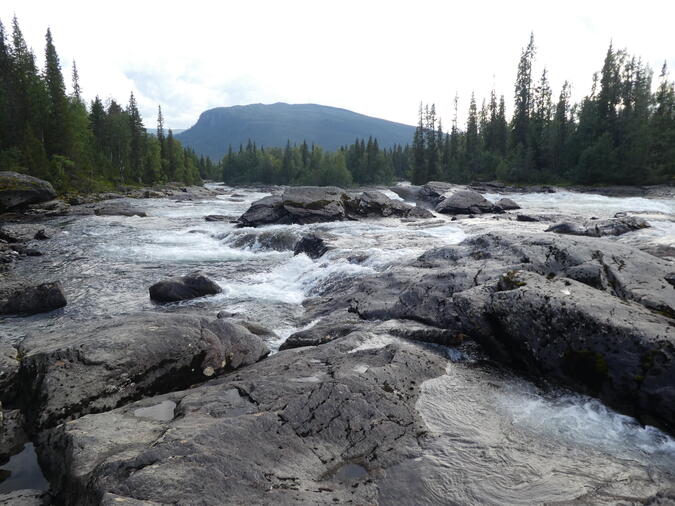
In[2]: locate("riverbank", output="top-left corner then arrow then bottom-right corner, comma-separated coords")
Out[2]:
1,178 -> 674,504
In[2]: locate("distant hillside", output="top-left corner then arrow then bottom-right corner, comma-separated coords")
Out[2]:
176,103 -> 415,160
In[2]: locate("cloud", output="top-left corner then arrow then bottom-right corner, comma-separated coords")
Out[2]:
2,0 -> 674,130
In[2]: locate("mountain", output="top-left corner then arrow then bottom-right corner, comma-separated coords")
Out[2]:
176,103 -> 415,160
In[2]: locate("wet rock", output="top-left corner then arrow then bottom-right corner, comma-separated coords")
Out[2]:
516,214 -> 540,222
204,214 -> 230,222
239,187 -> 431,227
454,270 -> 675,429
322,232 -> 675,430
346,191 -> 433,219
237,194 -> 290,227
0,224 -> 54,243
24,248 -> 42,257
33,229 -> 49,240
0,282 -> 67,316
0,340 -> 19,403
149,272 -> 222,302
294,233 -> 328,259
435,190 -> 495,215
0,409 -> 27,460
18,313 -> 269,430
25,199 -> 70,217
494,197 -> 520,210
38,333 -> 446,505
0,171 -> 56,212
0,489 -> 51,505
546,216 -> 649,237
282,186 -> 347,223
94,202 -> 147,217
280,321 -> 357,350
388,184 -> 422,202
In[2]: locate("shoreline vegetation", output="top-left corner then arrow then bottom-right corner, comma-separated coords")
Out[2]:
1,19 -> 673,195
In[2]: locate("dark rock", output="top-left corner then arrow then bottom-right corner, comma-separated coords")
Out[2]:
0,489 -> 51,505
435,190 -> 495,214
321,232 -> 675,429
0,340 -> 19,402
419,181 -> 454,207
388,185 -> 422,202
94,202 -> 147,217
34,229 -> 49,240
24,248 -> 42,256
38,333 -> 446,505
294,234 -> 328,259
546,216 -> 649,237
495,197 -> 520,210
149,272 -> 222,302
238,187 -> 432,227
25,199 -> 70,217
279,320 -> 357,350
237,195 -> 290,227
516,214 -> 540,222
0,282 -> 67,316
18,313 -> 269,430
0,409 -> 27,459
0,171 -> 56,211
282,186 -> 347,223
204,214 -> 230,222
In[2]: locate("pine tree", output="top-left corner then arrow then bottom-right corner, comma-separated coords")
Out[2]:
411,102 -> 426,184
71,60 -> 82,103
127,92 -> 145,183
465,93 -> 479,177
650,63 -> 675,181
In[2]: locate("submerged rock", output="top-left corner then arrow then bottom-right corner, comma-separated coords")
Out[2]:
494,197 -> 521,210
18,313 -> 269,430
94,202 -> 147,217
294,233 -> 328,259
435,190 -> 495,215
149,272 -> 222,302
39,332 -> 446,505
0,281 -> 67,316
546,216 -> 649,237
0,171 -> 56,212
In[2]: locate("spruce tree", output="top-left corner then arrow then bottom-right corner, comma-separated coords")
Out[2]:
43,28 -> 72,158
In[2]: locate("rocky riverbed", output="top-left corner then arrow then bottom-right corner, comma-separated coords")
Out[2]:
1,176 -> 675,505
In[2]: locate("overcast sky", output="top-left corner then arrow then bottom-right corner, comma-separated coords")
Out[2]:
3,0 -> 674,130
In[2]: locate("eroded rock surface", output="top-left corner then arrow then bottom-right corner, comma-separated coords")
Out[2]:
18,314 -> 269,430
0,172 -> 56,212
39,333 -> 446,505
546,216 -> 650,237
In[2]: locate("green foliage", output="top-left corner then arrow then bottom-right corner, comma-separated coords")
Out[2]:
413,34 -> 675,186
0,16 -> 209,194
220,137 -> 395,186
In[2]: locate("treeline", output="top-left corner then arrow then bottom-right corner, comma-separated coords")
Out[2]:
412,34 -> 675,186
221,138 -> 411,186
0,17 -> 214,193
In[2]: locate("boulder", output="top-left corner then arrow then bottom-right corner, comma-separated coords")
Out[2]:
282,186 -> 347,223
388,185 -> 422,202
346,191 -> 433,219
323,232 -> 675,429
419,181 -> 454,207
494,197 -> 520,210
38,332 -> 446,505
238,187 -> 432,227
435,190 -> 495,214
0,282 -> 67,316
18,313 -> 269,430
516,214 -> 540,222
546,216 -> 649,237
294,234 -> 328,259
0,172 -> 56,212
149,272 -> 222,302
237,195 -> 290,227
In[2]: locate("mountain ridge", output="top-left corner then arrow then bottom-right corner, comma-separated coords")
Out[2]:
176,102 -> 415,160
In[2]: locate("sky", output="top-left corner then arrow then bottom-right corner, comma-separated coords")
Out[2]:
2,0 -> 674,130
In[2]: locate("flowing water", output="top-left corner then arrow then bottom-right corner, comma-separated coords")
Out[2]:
1,184 -> 674,501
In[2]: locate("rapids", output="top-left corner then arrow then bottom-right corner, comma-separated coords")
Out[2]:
1,184 -> 674,502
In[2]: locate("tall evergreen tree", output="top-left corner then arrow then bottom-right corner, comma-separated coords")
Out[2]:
43,28 -> 72,158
